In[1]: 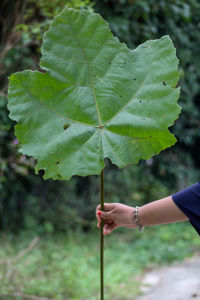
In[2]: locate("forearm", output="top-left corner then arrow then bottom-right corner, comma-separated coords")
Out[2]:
139,196 -> 189,227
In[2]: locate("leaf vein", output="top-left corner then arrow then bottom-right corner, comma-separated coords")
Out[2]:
20,84 -> 99,128
103,50 -> 174,126
67,14 -> 102,126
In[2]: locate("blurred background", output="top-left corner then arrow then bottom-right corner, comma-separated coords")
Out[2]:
0,0 -> 200,299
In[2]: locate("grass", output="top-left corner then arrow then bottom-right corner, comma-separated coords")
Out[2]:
0,222 -> 199,299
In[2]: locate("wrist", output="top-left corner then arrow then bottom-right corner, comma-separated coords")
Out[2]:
138,205 -> 145,226
133,206 -> 144,232
124,206 -> 137,228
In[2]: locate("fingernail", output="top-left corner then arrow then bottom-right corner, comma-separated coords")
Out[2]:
98,211 -> 101,216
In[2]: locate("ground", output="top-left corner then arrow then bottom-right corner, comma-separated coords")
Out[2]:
137,255 -> 200,300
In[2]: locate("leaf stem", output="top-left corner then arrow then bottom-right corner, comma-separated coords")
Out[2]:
100,168 -> 104,300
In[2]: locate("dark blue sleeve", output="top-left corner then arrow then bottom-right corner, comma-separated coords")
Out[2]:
172,182 -> 200,235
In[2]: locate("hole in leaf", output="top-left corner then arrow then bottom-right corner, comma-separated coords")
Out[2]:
163,81 -> 167,86
56,161 -> 60,165
63,123 -> 70,130
38,169 -> 45,176
139,100 -> 141,103
134,78 -> 136,81
108,62 -> 111,65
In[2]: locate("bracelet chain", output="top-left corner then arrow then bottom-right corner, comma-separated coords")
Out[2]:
133,206 -> 144,232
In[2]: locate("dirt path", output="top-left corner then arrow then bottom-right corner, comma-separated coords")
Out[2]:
137,255 -> 200,300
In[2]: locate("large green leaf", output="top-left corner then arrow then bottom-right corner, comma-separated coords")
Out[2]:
8,7 -> 181,180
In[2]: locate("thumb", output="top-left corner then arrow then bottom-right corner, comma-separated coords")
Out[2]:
98,210 -> 112,220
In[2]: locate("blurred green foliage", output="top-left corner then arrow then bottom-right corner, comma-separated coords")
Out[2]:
16,0 -> 93,50
0,0 -> 200,232
0,223 -> 199,299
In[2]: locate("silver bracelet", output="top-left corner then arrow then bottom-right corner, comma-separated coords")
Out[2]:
133,206 -> 144,232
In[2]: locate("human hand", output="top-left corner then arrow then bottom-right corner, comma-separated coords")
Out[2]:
96,203 -> 136,235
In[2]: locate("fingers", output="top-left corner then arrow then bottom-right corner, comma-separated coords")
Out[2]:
96,216 -> 118,234
103,221 -> 118,235
96,203 -> 115,228
103,222 -> 111,235
96,207 -> 101,227
96,203 -> 115,227
96,206 -> 102,227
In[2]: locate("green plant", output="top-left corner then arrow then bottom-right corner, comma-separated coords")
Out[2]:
94,0 -> 200,189
0,0 -> 95,233
8,7 -> 180,299
0,224 -> 199,299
